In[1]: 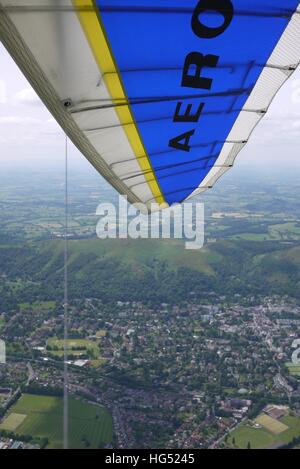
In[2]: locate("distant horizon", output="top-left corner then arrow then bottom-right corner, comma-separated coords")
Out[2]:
1,43 -> 300,176
1,155 -> 300,188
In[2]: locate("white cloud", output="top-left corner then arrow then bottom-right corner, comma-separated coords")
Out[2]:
46,117 -> 56,124
0,113 -> 62,148
13,87 -> 41,106
292,120 -> 300,129
0,80 -> 7,104
291,79 -> 300,104
0,116 -> 42,125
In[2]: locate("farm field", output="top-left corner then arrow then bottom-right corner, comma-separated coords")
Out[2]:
0,394 -> 113,449
228,413 -> 300,449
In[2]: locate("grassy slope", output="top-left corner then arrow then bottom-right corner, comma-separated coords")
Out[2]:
36,238 -> 222,276
2,238 -> 300,300
39,237 -> 300,273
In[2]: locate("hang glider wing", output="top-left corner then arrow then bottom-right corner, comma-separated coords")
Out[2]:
1,0 -> 299,210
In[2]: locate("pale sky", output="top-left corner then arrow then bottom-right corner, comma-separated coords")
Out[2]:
0,42 -> 300,172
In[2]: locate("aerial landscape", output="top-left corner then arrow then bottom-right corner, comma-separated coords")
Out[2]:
1,0 -> 300,456
1,167 -> 300,450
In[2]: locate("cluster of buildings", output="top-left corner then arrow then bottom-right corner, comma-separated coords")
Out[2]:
221,398 -> 252,419
0,295 -> 300,448
0,438 -> 39,450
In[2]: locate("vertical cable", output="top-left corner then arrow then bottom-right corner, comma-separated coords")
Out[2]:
63,134 -> 69,450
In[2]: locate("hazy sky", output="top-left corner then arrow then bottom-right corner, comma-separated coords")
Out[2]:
0,42 -> 300,172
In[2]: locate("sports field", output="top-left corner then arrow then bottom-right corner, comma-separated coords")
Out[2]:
228,413 -> 300,449
47,338 -> 99,359
0,394 -> 113,449
0,413 -> 26,431
255,414 -> 288,434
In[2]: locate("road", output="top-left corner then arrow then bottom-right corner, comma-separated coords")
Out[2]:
26,362 -> 35,386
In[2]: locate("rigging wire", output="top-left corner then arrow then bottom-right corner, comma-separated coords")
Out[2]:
63,134 -> 69,450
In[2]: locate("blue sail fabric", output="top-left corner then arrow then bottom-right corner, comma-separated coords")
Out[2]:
96,0 -> 300,204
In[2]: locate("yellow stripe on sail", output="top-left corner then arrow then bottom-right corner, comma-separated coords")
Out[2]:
73,0 -> 165,205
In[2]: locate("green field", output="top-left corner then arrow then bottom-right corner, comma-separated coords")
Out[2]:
286,362 -> 300,377
0,316 -> 5,331
19,301 -> 56,311
47,338 -> 99,359
269,222 -> 300,239
255,414 -> 288,435
0,394 -> 113,449
0,413 -> 26,431
228,413 -> 300,449
237,224 -> 300,243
